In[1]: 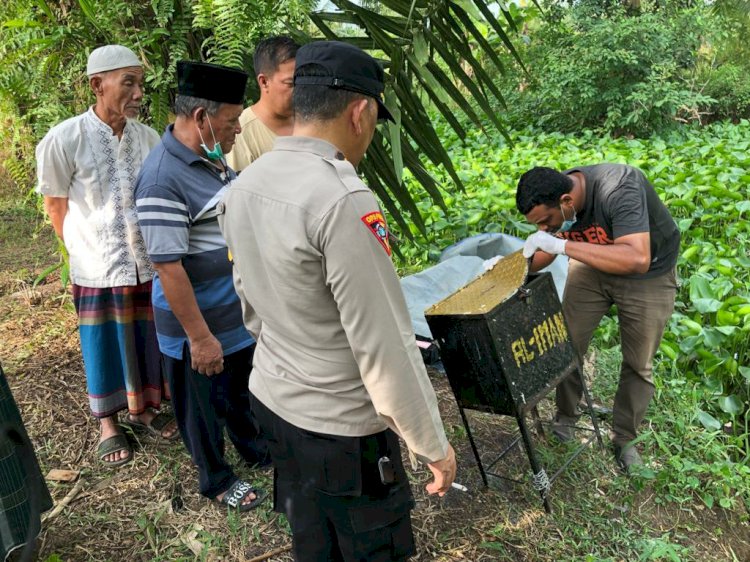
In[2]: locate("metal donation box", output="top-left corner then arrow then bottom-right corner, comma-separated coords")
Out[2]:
426,251 -> 602,512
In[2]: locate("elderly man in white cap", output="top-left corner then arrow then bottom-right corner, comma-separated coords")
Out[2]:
36,45 -> 177,469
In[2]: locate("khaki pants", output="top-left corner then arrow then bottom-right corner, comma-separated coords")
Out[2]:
558,260 -> 677,445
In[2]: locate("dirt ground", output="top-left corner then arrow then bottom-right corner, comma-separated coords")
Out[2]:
1,202 -> 748,561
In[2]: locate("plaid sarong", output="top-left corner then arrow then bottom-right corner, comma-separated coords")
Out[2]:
73,281 -> 168,418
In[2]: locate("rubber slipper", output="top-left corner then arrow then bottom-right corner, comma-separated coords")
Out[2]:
97,434 -> 133,468
124,412 -> 179,442
216,479 -> 268,512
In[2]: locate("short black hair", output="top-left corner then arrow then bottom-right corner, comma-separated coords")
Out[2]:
173,95 -> 223,117
293,64 -> 368,122
253,36 -> 300,77
516,167 -> 574,215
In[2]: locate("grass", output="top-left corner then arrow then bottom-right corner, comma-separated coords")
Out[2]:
0,167 -> 57,306
1,148 -> 748,561
6,272 -> 746,561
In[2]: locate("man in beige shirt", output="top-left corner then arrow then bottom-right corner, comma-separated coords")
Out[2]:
220,41 -> 456,561
226,36 -> 299,171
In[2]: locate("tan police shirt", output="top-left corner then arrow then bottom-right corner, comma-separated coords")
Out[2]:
219,136 -> 449,464
226,106 -> 276,172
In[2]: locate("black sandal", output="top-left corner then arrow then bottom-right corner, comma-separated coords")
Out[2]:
97,434 -> 133,468
123,412 -> 179,442
216,479 -> 268,512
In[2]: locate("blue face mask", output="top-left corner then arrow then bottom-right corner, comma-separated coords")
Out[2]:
197,116 -> 224,161
557,204 -> 577,233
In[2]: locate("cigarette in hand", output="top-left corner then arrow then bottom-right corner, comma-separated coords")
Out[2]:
451,482 -> 468,492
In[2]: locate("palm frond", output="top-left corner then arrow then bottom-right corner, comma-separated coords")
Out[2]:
302,0 -> 523,239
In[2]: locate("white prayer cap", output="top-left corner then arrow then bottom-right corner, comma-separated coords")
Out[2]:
86,45 -> 142,76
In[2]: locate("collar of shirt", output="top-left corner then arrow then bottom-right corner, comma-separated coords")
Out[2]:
162,124 -> 206,167
273,136 -> 345,161
86,105 -> 135,138
162,124 -> 235,183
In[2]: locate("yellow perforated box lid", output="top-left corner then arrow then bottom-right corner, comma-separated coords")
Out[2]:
425,250 -> 529,317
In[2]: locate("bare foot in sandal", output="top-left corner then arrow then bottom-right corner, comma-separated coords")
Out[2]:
126,409 -> 179,441
215,480 -> 268,512
98,415 -> 131,466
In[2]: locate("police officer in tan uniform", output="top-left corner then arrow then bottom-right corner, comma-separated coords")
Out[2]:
219,41 -> 456,561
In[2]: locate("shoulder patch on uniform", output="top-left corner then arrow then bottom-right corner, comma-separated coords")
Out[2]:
361,211 -> 391,256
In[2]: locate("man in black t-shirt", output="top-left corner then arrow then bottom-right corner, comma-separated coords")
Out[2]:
516,164 -> 679,473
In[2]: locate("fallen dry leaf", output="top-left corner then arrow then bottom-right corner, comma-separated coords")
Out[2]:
46,469 -> 80,482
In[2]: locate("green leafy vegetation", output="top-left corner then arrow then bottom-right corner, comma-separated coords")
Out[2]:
0,0 -> 312,185
0,0 -> 525,233
1,1 -> 749,558
509,7 -> 709,136
394,121 -> 750,511
492,1 -> 750,137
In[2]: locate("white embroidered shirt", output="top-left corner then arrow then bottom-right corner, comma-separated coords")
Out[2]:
35,107 -> 160,287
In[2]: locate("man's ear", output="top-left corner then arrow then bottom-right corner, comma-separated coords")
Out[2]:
193,107 -> 206,127
89,75 -> 103,97
257,73 -> 269,91
351,98 -> 369,135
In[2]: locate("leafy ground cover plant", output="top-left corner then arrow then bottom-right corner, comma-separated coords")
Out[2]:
2,120 -> 749,559
393,120 -> 750,512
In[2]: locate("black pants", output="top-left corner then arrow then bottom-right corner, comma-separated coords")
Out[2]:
163,344 -> 268,498
250,393 -> 416,562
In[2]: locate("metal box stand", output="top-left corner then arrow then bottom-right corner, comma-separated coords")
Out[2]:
426,254 -> 603,513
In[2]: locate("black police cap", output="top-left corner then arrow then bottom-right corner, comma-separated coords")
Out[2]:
177,61 -> 248,105
294,41 -> 394,122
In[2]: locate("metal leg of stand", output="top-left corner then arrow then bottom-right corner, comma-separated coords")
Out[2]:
516,413 -> 552,513
577,367 -> 605,449
458,405 -> 488,487
531,405 -> 545,439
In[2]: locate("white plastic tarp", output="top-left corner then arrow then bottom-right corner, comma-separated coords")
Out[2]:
400,233 -> 569,339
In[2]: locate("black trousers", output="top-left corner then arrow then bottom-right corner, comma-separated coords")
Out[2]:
163,344 -> 268,498
250,393 -> 416,562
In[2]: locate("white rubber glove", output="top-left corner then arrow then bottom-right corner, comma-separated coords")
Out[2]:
482,255 -> 501,271
522,231 -> 567,258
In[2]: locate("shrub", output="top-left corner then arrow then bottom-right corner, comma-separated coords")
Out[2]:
699,64 -> 750,122
499,7 -> 714,137
0,0 -> 312,192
